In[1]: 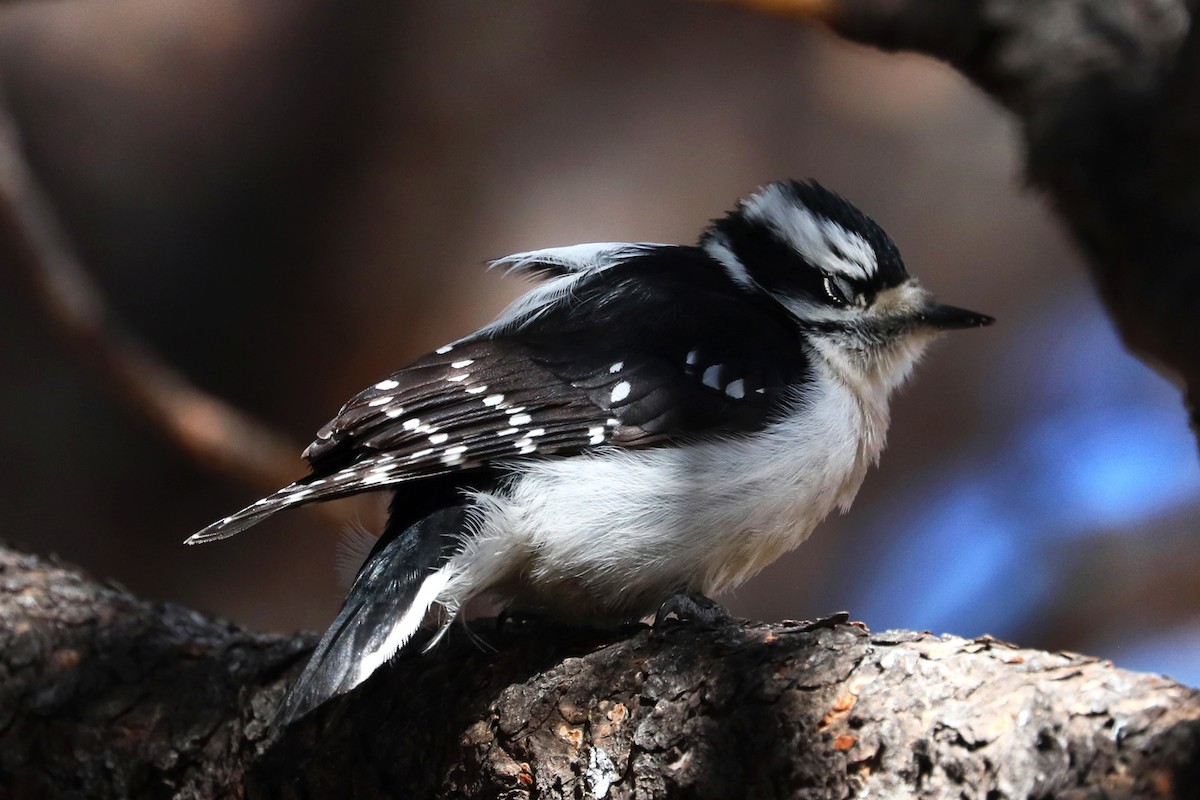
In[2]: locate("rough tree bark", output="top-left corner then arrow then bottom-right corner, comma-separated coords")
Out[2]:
2,544 -> 1198,799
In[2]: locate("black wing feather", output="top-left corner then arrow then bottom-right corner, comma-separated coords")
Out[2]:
188,246 -> 810,544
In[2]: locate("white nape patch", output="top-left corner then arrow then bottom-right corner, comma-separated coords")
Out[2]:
354,566 -> 456,686
610,381 -> 631,403
742,184 -> 877,281
385,407 -> 405,419
436,344 -> 454,354
702,234 -> 756,289
374,379 -> 399,391
466,385 -> 488,395
368,396 -> 393,407
483,394 -> 506,407
609,361 -> 624,374
451,359 -> 474,369
509,413 -> 533,426
403,418 -> 421,431
701,365 -> 723,391
429,432 -> 449,445
725,379 -> 745,399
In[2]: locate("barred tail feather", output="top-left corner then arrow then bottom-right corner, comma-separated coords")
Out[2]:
275,504 -> 466,725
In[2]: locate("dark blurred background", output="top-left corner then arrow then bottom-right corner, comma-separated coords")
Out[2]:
2,0 -> 1197,684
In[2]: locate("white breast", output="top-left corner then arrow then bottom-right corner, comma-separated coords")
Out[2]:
440,364 -> 890,623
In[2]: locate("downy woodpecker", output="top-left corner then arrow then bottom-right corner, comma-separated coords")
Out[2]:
189,180 -> 993,722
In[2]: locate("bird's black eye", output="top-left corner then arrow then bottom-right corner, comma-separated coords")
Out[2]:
822,274 -> 857,307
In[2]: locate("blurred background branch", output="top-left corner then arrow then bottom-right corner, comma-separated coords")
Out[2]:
0,92 -> 353,530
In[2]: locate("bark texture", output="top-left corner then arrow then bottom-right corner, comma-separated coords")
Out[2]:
2,544 -> 1198,799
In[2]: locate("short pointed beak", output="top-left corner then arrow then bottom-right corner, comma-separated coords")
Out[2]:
917,302 -> 995,331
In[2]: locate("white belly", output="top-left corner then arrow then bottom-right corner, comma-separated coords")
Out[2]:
443,372 -> 883,623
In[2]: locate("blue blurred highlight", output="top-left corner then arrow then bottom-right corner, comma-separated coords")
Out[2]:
854,291 -> 1200,683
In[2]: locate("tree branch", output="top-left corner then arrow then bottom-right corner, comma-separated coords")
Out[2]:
3,542 -> 1197,798
0,96 -> 352,522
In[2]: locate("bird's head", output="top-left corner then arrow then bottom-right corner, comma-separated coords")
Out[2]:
701,180 -> 992,392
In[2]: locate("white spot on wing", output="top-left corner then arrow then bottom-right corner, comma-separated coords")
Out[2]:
509,413 -> 532,426
369,395 -> 392,407
466,385 -> 487,394
725,379 -> 745,399
374,379 -> 399,391
610,381 -> 631,403
451,359 -> 474,369
702,365 -> 723,390
436,344 -> 454,354
609,361 -> 624,373
447,373 -> 470,383
429,432 -> 449,444
483,394 -> 505,407
403,418 -> 421,430
385,407 -> 405,418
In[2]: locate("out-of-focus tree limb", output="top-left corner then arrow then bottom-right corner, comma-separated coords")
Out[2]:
0,97 -> 354,527
2,542 -> 1198,798
711,0 -> 1200,435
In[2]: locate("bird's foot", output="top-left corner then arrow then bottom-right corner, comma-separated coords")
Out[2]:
494,607 -> 546,631
654,591 -> 729,627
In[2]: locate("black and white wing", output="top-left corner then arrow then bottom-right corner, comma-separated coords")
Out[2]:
187,245 -> 810,544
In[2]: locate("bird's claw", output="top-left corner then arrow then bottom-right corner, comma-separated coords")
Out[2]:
654,591 -> 729,627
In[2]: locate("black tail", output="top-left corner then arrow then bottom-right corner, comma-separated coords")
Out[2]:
276,503 -> 467,725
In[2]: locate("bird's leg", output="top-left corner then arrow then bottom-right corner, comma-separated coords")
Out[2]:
654,590 -> 729,627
